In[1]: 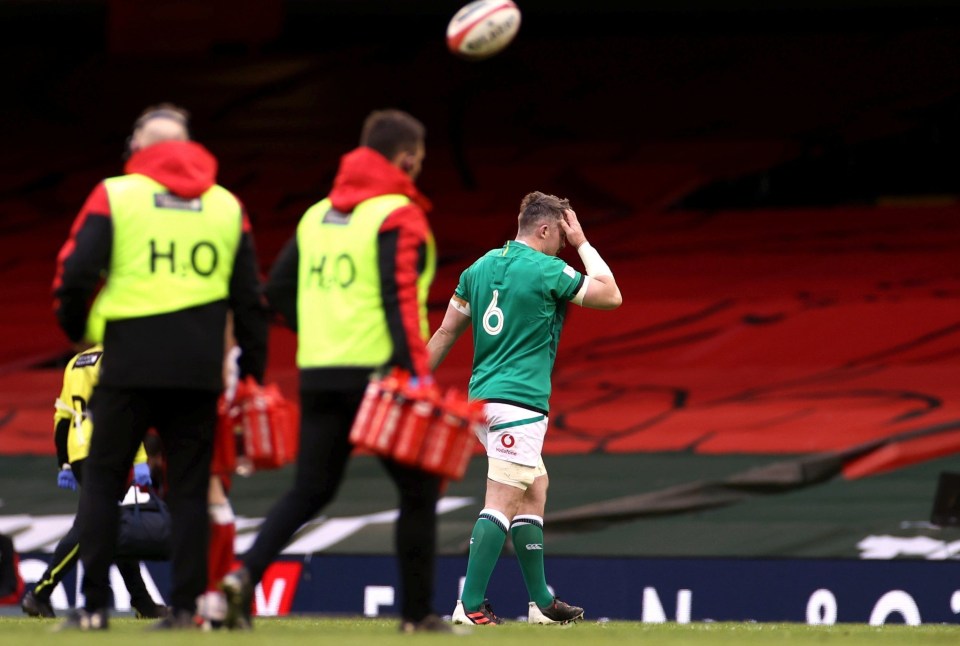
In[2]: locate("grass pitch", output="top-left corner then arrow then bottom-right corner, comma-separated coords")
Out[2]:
0,617 -> 958,645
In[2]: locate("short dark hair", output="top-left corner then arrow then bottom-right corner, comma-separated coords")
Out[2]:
132,102 -> 191,137
360,109 -> 425,160
518,191 -> 570,234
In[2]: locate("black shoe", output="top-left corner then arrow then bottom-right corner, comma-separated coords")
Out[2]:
220,567 -> 253,630
134,602 -> 171,619
528,597 -> 584,625
21,590 -> 56,618
399,614 -> 453,633
54,608 -> 109,631
146,608 -> 199,631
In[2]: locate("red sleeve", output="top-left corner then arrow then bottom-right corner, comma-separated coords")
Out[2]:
379,204 -> 432,378
235,195 -> 253,234
53,182 -> 113,342
52,182 -> 111,294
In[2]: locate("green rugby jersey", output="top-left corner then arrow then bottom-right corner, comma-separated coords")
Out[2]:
455,240 -> 585,412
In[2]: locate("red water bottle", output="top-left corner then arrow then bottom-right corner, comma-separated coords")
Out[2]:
420,390 -> 462,475
392,381 -> 439,466
349,374 -> 384,447
372,372 -> 412,455
444,400 -> 484,480
350,369 -> 408,455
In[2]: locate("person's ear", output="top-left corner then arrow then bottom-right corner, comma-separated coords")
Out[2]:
124,135 -> 140,160
400,153 -> 415,173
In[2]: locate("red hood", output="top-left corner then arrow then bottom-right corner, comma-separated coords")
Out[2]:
124,140 -> 218,198
330,147 -> 432,213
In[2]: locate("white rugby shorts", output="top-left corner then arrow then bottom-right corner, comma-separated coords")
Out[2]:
478,402 -> 547,468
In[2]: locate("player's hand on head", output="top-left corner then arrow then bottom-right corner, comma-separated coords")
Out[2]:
560,209 -> 586,248
57,467 -> 78,491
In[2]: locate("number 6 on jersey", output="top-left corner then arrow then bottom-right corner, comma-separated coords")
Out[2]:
482,289 -> 504,335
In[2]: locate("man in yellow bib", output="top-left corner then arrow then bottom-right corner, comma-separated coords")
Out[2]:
21,345 -> 166,620
221,109 -> 447,633
52,104 -> 268,630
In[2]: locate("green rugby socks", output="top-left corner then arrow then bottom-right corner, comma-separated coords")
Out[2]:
511,514 -> 553,608
460,508 -> 509,611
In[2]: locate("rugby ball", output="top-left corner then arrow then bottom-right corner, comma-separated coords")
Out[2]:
446,0 -> 521,61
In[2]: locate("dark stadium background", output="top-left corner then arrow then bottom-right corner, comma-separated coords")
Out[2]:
1,0 -> 960,566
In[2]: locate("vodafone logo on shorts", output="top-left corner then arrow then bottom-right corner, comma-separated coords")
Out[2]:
495,433 -> 517,457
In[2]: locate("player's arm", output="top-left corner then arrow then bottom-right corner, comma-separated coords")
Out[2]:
576,274 -> 621,310
427,296 -> 472,371
560,209 -> 622,310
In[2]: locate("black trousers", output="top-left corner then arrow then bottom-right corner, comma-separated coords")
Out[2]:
0,533 -> 17,598
79,386 -> 217,612
242,388 -> 442,622
33,458 -> 152,608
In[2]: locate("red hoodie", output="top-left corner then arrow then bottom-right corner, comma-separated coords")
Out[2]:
329,147 -> 432,214
124,140 -> 218,198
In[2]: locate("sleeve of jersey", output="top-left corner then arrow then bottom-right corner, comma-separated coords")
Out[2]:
545,258 -> 585,302
53,360 -> 71,467
451,268 -> 472,316
53,183 -> 113,343
378,205 -> 431,378
53,363 -> 73,425
54,418 -> 70,468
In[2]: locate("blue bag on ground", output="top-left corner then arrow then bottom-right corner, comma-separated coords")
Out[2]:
116,486 -> 171,560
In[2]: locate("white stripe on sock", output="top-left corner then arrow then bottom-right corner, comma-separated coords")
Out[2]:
479,508 -> 510,531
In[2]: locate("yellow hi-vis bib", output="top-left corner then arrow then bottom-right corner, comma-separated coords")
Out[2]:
295,194 -> 436,369
55,345 -> 148,465
87,174 -> 242,341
